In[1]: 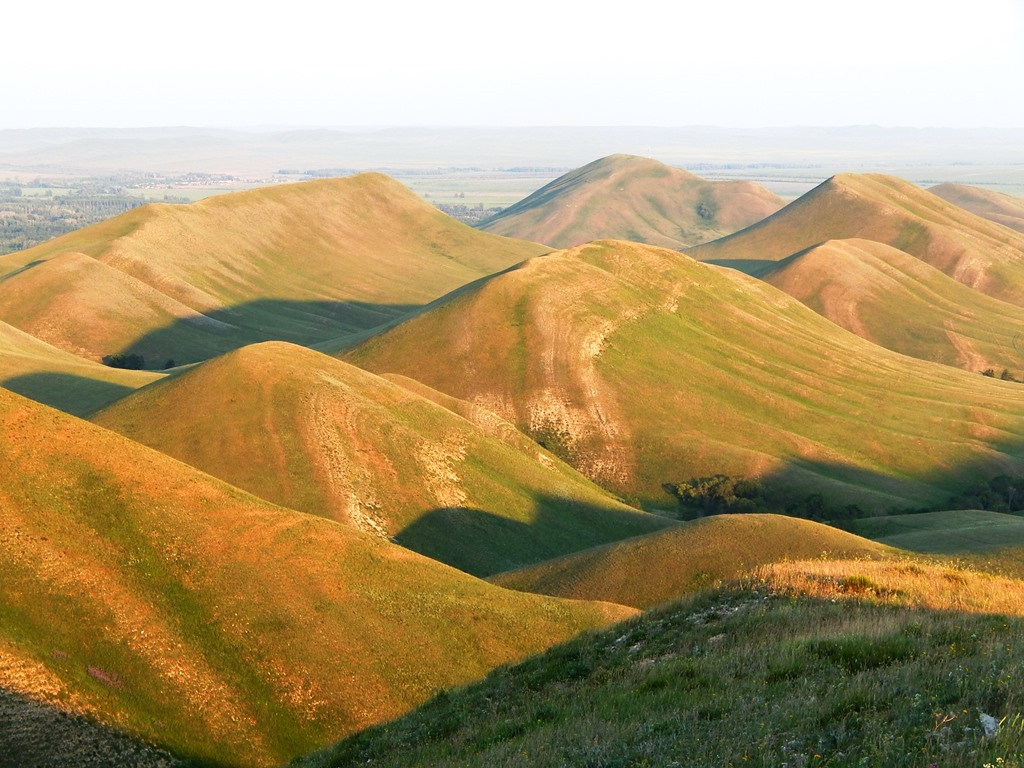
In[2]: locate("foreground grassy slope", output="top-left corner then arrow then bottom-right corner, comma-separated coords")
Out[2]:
347,239 -> 1024,511
490,514 -> 890,608
761,238 -> 1024,372
931,183 -> 1024,233
93,341 -> 671,577
0,174 -> 547,364
300,559 -> 1024,768
0,388 -> 634,766
0,318 -> 161,415
690,173 -> 1024,304
480,154 -> 783,249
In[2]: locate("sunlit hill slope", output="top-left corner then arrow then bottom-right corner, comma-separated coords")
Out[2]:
0,174 -> 547,364
760,238 -> 1024,373
479,154 -> 783,249
491,513 -> 890,609
92,341 -> 673,577
0,317 -> 161,416
347,239 -> 1024,511
930,182 -> 1024,234
0,388 -> 633,766
690,173 -> 1024,305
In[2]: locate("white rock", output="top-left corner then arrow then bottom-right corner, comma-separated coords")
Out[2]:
980,713 -> 999,739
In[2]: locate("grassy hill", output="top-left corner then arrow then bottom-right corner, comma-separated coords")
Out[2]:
298,558 -> 1024,768
490,514 -> 890,608
760,238 -> 1024,373
848,509 -> 1024,554
690,173 -> 1024,304
0,317 -> 161,416
0,174 -> 547,365
92,341 -> 672,577
931,183 -> 1024,233
0,387 -> 635,766
479,154 -> 783,249
346,239 -> 1024,512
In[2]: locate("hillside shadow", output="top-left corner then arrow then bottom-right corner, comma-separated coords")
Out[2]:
0,686 -> 207,768
696,257 -> 786,277
1,372 -> 142,416
108,299 -> 423,367
393,495 -> 676,578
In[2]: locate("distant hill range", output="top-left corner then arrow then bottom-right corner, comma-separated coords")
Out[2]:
689,173 -> 1024,303
759,238 -> 1024,374
479,154 -> 784,249
0,174 -> 545,366
929,182 -> 1024,234
689,173 -> 1024,372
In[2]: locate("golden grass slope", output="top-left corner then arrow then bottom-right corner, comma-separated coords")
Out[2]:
690,173 -> 1024,304
760,238 -> 1024,372
480,154 -> 783,249
0,387 -> 633,766
490,514 -> 890,609
0,317 -> 160,416
92,341 -> 672,577
347,239 -> 1024,511
930,182 -> 1024,234
0,174 -> 547,363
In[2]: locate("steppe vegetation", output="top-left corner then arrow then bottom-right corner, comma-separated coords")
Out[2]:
2,149 -> 1024,768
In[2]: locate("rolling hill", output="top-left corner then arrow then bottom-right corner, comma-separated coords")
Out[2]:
0,386 -> 634,767
92,341 -> 673,577
847,509 -> 1024,554
0,317 -> 161,416
299,557 -> 1024,768
346,239 -> 1024,512
930,182 -> 1024,233
490,514 -> 890,609
0,174 -> 547,365
479,154 -> 784,249
689,173 -> 1024,304
759,238 -> 1024,373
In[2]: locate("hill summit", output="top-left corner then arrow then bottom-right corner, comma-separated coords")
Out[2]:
0,174 -> 546,365
480,154 -> 783,249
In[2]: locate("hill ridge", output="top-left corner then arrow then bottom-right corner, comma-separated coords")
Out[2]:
0,174 -> 547,364
480,154 -> 784,249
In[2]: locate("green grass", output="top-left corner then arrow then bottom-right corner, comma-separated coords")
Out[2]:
0,387 -> 637,766
490,514 -> 891,609
347,239 -> 1024,512
0,174 -> 547,365
760,238 -> 1024,373
690,173 -> 1024,305
92,341 -> 673,577
296,577 -> 1024,768
849,510 -> 1024,554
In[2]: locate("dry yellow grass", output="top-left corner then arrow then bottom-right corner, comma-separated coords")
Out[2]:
931,182 -> 1024,234
92,341 -> 671,576
761,238 -> 1024,372
481,154 -> 783,249
490,514 -> 891,608
0,387 -> 635,766
758,557 -> 1024,616
691,173 -> 1024,304
347,239 -> 1024,510
0,317 -> 160,415
0,174 -> 547,363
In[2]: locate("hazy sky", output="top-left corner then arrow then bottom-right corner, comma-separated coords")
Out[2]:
5,0 -> 1023,129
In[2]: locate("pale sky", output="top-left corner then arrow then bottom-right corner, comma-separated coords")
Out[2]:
4,0 -> 1023,128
